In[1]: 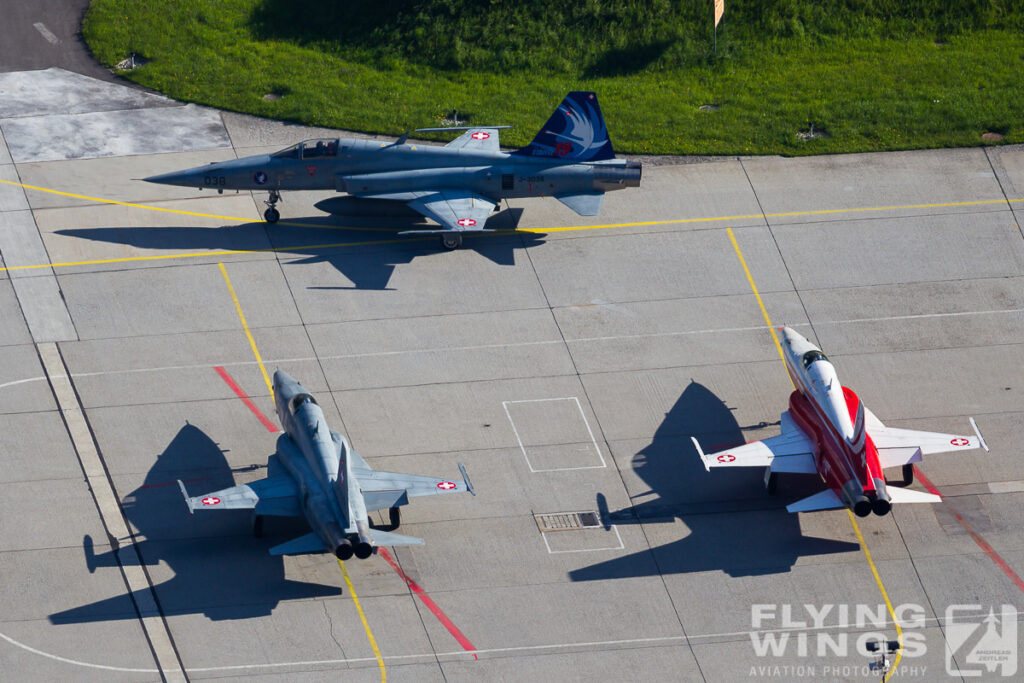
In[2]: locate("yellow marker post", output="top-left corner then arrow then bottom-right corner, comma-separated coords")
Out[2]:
726,226 -> 904,681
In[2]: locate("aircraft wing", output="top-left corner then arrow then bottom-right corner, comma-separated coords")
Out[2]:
443,128 -> 502,152
178,471 -> 301,517
354,462 -> 474,512
400,190 -> 497,234
866,409 -> 989,456
692,411 -> 817,474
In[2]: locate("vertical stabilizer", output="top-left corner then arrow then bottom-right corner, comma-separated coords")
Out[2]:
513,92 -> 616,161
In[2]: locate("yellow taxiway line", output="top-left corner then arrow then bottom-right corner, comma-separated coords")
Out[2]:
0,177 -> 1021,273
217,263 -> 274,398
725,226 -> 904,681
217,260 -> 386,681
339,559 -> 387,683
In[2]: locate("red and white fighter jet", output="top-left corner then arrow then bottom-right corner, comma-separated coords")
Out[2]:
693,327 -> 988,516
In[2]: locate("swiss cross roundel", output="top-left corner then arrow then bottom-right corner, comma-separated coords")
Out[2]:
437,481 -> 456,490
471,131 -> 490,140
202,496 -> 221,506
457,218 -> 476,227
717,454 -> 736,463
950,438 -> 970,447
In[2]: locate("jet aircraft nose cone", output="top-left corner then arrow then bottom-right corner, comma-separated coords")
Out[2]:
780,326 -> 804,346
142,169 -> 200,186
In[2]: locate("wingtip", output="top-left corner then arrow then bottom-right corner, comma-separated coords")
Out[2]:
690,437 -> 711,472
969,417 -> 990,452
177,480 -> 195,514
458,462 -> 475,496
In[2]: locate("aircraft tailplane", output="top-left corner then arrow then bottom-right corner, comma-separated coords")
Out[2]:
371,529 -> 425,547
512,91 -> 616,162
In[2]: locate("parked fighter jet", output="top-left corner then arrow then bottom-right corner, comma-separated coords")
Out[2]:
693,327 -> 988,516
179,370 -> 473,559
143,91 -> 641,249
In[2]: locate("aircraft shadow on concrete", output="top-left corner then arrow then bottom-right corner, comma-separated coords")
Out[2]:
49,423 -> 340,625
55,207 -> 542,291
570,382 -> 860,582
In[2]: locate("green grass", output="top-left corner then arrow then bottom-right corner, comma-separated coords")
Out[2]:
82,0 -> 1024,155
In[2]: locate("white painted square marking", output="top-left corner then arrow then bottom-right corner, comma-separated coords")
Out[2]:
542,525 -> 624,554
503,397 -> 606,472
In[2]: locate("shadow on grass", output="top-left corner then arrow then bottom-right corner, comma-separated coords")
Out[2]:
583,41 -> 674,78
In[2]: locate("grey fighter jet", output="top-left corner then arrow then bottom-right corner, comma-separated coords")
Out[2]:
144,91 -> 641,249
178,370 -> 473,559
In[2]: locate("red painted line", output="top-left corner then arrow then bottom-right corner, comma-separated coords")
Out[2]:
214,366 -> 278,433
377,547 -> 478,659
913,465 -> 1024,594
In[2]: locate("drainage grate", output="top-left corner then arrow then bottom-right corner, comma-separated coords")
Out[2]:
535,511 -> 602,532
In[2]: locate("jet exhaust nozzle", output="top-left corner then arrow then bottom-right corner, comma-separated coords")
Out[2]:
853,497 -> 872,517
334,540 -> 354,560
871,478 -> 891,516
354,542 -> 373,559
594,161 -> 642,190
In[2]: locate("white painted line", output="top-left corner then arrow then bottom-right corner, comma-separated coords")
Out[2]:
33,23 -> 59,45
37,343 -> 186,682
0,306 -> 1017,393
3,608 -> 1000,674
989,480 -> 1024,494
503,397 -> 606,472
541,525 -> 624,554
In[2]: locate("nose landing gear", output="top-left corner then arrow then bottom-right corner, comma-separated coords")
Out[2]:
264,190 -> 282,223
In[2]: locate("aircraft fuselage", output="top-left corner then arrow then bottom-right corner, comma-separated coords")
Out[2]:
272,370 -> 373,558
146,137 -> 641,199
782,328 -> 891,517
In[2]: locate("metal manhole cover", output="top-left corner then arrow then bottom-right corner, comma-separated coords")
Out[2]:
535,511 -> 601,532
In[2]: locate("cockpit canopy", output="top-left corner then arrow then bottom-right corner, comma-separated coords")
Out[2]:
271,139 -> 340,160
801,349 -> 829,369
288,392 -> 318,414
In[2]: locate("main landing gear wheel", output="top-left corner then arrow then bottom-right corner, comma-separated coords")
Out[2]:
440,233 -> 462,250
389,507 -> 401,528
902,463 -> 914,485
263,189 -> 281,223
766,471 -> 778,494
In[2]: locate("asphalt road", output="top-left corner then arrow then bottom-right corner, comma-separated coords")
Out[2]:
0,0 -> 117,81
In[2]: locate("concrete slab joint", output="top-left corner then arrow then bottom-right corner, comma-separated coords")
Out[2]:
37,342 -> 186,682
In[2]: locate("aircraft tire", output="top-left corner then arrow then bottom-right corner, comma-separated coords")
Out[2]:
766,472 -> 778,495
264,207 -> 280,223
389,506 -> 401,528
902,463 -> 914,485
441,234 -> 461,250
